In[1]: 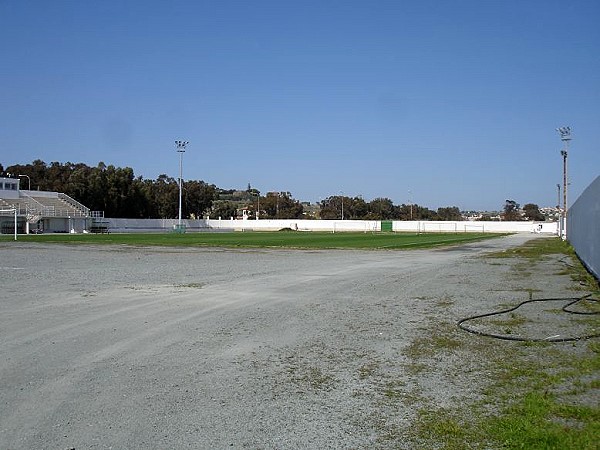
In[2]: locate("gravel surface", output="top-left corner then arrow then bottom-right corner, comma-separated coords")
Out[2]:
0,234 -> 582,449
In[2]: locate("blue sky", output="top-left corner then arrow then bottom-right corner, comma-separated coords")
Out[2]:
1,0 -> 598,211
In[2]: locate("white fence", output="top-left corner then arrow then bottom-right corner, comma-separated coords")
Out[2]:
104,217 -> 557,234
101,218 -> 209,232
567,175 -> 600,280
393,220 -> 557,234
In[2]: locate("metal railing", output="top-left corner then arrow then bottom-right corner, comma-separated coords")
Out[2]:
0,202 -> 27,215
0,196 -> 90,218
58,193 -> 91,216
20,191 -> 46,210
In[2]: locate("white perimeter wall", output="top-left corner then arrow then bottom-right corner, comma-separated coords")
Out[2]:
567,175 -> 600,279
105,217 -> 557,234
392,221 -> 557,234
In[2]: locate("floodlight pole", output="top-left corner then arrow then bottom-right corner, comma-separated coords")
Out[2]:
255,192 -> 260,220
175,140 -> 189,227
556,127 -> 571,239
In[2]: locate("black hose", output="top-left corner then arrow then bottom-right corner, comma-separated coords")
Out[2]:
457,294 -> 600,342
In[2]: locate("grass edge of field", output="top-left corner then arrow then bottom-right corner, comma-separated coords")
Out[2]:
0,231 -> 508,250
404,237 -> 600,450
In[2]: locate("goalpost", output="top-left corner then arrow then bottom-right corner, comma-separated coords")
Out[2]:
417,221 -> 486,233
0,208 -> 18,241
463,223 -> 486,233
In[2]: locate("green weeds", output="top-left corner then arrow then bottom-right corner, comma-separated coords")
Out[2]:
402,238 -> 600,449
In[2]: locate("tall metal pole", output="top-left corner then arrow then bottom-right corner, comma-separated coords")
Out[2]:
175,140 -> 189,227
556,127 -> 571,239
556,183 -> 560,210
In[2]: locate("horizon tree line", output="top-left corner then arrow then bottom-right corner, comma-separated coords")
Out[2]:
1,160 -> 544,221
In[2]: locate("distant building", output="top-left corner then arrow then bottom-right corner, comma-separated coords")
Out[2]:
0,176 -> 97,234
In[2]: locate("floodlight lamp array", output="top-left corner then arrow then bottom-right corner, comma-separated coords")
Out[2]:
556,126 -> 572,141
175,140 -> 189,151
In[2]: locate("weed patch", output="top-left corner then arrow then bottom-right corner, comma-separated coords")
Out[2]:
410,238 -> 600,449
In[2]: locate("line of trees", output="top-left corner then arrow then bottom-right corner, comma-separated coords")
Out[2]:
318,196 -> 462,221
210,189 -> 305,220
3,160 -> 462,221
502,199 -> 545,221
2,160 -> 545,222
2,160 -> 215,219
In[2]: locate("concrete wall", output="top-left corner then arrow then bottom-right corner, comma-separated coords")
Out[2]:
206,218 -> 380,233
41,217 -> 88,233
567,175 -> 600,280
103,218 -> 209,232
105,217 -> 557,234
391,220 -> 557,234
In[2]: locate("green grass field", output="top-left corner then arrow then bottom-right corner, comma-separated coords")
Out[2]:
0,231 -> 505,250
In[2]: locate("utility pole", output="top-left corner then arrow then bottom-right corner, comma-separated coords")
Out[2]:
556,127 -> 571,239
175,140 -> 189,230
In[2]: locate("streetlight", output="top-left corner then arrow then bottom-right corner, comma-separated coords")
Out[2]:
254,191 -> 260,220
175,140 -> 189,229
248,189 -> 260,220
18,174 -> 31,190
556,126 -> 571,239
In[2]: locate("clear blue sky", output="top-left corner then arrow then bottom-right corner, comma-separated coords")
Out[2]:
1,0 -> 598,211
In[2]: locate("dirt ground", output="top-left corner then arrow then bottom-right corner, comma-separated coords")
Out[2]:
0,234 -> 587,449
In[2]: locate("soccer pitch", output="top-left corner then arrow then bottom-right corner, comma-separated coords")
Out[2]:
1,231 -> 506,249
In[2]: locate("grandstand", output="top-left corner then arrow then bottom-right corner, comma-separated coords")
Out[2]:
0,176 -> 100,234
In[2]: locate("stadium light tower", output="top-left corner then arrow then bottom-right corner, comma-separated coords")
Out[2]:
556,126 -> 571,239
175,140 -> 189,228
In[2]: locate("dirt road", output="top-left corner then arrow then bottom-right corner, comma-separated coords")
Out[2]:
0,234 -> 568,449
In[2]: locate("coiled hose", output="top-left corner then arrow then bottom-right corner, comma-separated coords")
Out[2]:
457,294 -> 600,342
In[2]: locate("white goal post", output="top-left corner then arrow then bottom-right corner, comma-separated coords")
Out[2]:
417,221 -> 486,233
0,208 -> 18,241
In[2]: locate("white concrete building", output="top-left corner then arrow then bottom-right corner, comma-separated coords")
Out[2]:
0,177 -> 92,234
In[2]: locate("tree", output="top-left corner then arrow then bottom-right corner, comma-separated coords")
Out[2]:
393,203 -> 435,220
184,180 -> 216,219
367,198 -> 395,220
211,201 -> 238,219
260,192 -> 304,219
319,196 -> 343,219
347,196 -> 368,219
522,203 -> 545,221
152,174 -> 178,218
502,199 -> 521,221
436,206 -> 463,221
